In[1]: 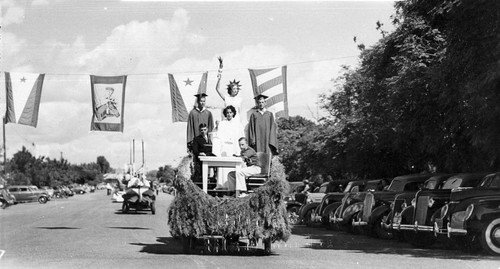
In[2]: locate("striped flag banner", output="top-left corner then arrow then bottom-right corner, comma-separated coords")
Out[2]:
90,75 -> 127,132
169,72 -> 208,122
5,72 -> 45,127
248,66 -> 289,118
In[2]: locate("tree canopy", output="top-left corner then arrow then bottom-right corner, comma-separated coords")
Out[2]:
278,0 -> 500,181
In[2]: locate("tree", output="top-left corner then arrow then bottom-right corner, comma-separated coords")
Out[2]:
96,156 -> 110,174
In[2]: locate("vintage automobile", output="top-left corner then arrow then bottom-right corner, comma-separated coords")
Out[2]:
434,172 -> 500,255
296,182 -> 331,226
8,185 -> 50,204
395,173 -> 486,247
346,173 -> 432,237
310,179 -> 384,227
40,186 -> 55,197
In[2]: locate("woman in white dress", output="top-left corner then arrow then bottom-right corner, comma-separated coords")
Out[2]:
214,105 -> 244,188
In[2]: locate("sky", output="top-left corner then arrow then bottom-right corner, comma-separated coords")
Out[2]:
1,0 -> 396,172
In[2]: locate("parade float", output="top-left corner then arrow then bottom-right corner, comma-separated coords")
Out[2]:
168,156 -> 291,254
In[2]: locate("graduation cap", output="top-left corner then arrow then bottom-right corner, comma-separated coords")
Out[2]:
194,93 -> 208,97
254,94 -> 268,100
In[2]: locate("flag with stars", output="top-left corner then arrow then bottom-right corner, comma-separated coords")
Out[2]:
5,72 -> 45,127
169,72 -> 208,122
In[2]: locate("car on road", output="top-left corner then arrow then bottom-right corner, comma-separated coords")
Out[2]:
8,185 -> 50,204
434,172 -> 500,255
395,173 -> 485,247
71,186 -> 87,194
339,174 -> 431,237
310,179 -> 386,227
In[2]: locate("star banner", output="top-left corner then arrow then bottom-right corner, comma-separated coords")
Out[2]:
90,75 -> 127,132
5,72 -> 45,127
169,72 -> 208,122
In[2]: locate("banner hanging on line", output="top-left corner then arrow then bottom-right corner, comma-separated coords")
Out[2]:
90,75 -> 127,132
5,72 -> 45,127
248,66 -> 289,118
169,72 -> 208,122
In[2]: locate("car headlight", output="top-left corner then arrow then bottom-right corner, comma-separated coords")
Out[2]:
401,202 -> 408,209
428,197 -> 435,208
306,198 -> 312,204
324,198 -> 329,205
411,198 -> 416,208
464,204 -> 474,220
440,204 -> 448,218
346,198 -> 352,204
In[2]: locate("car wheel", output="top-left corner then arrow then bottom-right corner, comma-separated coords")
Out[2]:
151,201 -> 156,215
122,202 -> 129,213
480,218 -> 500,256
373,212 -> 393,240
287,206 -> 300,225
38,196 -> 48,204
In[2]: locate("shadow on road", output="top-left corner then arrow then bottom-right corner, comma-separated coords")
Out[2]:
132,237 -> 276,256
36,227 -> 80,229
114,210 -> 149,215
106,226 -> 151,230
291,225 -> 497,260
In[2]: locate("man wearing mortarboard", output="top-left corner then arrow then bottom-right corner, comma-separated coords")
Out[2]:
186,92 -> 214,153
247,94 -> 278,155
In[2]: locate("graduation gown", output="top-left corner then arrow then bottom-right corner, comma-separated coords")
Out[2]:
186,108 -> 214,147
248,109 -> 278,155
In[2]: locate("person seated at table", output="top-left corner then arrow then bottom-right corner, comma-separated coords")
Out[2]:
227,137 -> 261,197
192,123 -> 216,181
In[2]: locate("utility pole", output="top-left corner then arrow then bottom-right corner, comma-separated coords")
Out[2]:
3,117 -> 6,173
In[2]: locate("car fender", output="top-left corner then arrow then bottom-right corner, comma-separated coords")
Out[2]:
299,202 -> 320,219
286,200 -> 303,208
369,204 -> 391,227
342,202 -> 363,223
400,205 -> 414,224
321,202 -> 342,218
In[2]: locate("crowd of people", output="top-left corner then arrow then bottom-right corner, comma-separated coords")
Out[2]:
187,57 -> 278,197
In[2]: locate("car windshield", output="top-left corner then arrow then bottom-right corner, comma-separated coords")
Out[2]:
442,177 -> 463,189
479,174 -> 500,188
365,181 -> 380,191
344,182 -> 354,192
388,179 -> 404,191
423,179 -> 437,190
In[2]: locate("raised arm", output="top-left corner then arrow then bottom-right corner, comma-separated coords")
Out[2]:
215,56 -> 225,101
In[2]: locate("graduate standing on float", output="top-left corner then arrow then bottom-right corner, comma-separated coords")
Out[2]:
248,94 -> 278,155
186,93 -> 214,152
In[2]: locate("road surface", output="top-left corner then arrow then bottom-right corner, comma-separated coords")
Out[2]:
0,190 -> 498,269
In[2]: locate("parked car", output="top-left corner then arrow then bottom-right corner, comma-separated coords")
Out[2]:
338,173 -> 431,237
310,179 -> 385,227
297,182 -> 331,226
395,173 -> 486,247
71,186 -> 86,194
40,186 -> 55,197
8,185 -> 50,204
434,172 -> 500,255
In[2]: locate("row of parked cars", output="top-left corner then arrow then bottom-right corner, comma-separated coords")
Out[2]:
287,172 -> 500,256
0,184 -> 93,208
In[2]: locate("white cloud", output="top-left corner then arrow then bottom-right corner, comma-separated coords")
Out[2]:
1,0 -> 25,26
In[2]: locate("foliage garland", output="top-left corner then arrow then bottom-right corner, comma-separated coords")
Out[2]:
168,156 -> 291,242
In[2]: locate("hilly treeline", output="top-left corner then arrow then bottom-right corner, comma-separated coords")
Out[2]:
279,0 -> 500,180
5,146 -> 112,187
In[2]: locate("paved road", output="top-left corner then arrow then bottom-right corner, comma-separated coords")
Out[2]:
0,191 -> 498,269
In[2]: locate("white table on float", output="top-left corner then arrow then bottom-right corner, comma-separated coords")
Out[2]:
198,156 -> 243,193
